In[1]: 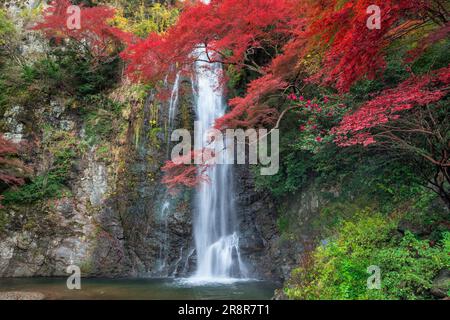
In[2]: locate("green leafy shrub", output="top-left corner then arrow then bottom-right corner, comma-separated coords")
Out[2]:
81,95 -> 125,146
285,211 -> 449,300
2,150 -> 73,204
21,47 -> 121,98
254,148 -> 314,197
2,128 -> 78,204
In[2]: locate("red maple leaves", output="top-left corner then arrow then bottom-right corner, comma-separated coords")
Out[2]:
33,0 -> 133,59
215,74 -> 287,129
121,0 -> 299,82
161,150 -> 211,194
304,0 -> 425,92
30,1 -> 449,196
333,66 -> 450,147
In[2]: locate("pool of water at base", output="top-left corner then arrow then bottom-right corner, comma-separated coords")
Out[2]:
0,277 -> 278,300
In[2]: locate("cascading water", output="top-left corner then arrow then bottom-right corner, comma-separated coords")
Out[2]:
168,72 -> 181,131
156,72 -> 181,275
157,1 -> 248,280
157,201 -> 170,273
190,48 -> 247,281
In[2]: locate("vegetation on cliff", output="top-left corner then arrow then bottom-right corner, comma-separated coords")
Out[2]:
0,0 -> 448,299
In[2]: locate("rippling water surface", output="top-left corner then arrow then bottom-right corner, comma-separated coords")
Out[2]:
0,278 -> 277,300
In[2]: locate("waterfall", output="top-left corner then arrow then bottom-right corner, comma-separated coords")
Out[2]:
168,72 -> 181,133
156,201 -> 170,273
156,72 -> 181,276
190,48 -> 247,281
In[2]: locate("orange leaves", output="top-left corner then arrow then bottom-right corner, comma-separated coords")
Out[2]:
161,150 -> 210,194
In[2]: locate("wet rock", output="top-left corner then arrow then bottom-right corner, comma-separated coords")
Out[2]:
56,199 -> 75,219
0,238 -> 16,274
431,269 -> 450,299
80,150 -> 108,207
60,120 -> 76,131
397,220 -> 431,236
49,100 -> 65,118
234,164 -> 280,280
3,105 -> 25,143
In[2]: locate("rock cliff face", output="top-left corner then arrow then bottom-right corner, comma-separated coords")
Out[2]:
0,82 -> 192,277
0,75 -> 292,281
235,165 -> 338,282
0,70 -> 324,283
0,0 -> 317,282
0,95 -> 127,277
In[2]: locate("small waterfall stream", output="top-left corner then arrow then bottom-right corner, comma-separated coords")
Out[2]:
190,48 -> 247,281
168,72 -> 181,131
156,34 -> 248,281
156,72 -> 181,275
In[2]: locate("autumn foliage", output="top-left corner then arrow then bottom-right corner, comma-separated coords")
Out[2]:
32,1 -> 449,200
32,0 -> 134,60
121,0 -> 301,82
0,135 -> 25,207
333,66 -> 450,147
161,150 -> 210,193
304,0 -> 426,92
122,0 -> 448,129
120,0 -> 450,196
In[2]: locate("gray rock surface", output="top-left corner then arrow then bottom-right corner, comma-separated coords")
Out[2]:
431,269 -> 450,298
0,291 -> 45,300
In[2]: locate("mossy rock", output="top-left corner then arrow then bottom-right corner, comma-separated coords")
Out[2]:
431,269 -> 450,299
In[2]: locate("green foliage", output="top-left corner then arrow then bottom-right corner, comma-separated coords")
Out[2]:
84,110 -> 115,146
1,48 -> 121,116
3,169 -> 68,204
256,31 -> 450,202
2,128 -> 78,204
349,53 -> 410,102
0,10 -> 18,113
277,215 -> 290,233
2,150 -> 73,204
442,231 -> 450,254
411,37 -> 450,75
286,211 -> 449,300
112,2 -> 179,37
131,3 -> 179,37
81,95 -> 125,146
0,9 -> 14,46
254,148 -> 314,197
22,47 -> 121,98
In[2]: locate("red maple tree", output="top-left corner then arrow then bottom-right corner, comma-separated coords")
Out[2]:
333,66 -> 449,147
121,0 -> 302,83
33,0 -> 133,62
161,149 -> 212,194
0,135 -> 26,207
332,66 -> 450,206
118,0 -> 449,194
